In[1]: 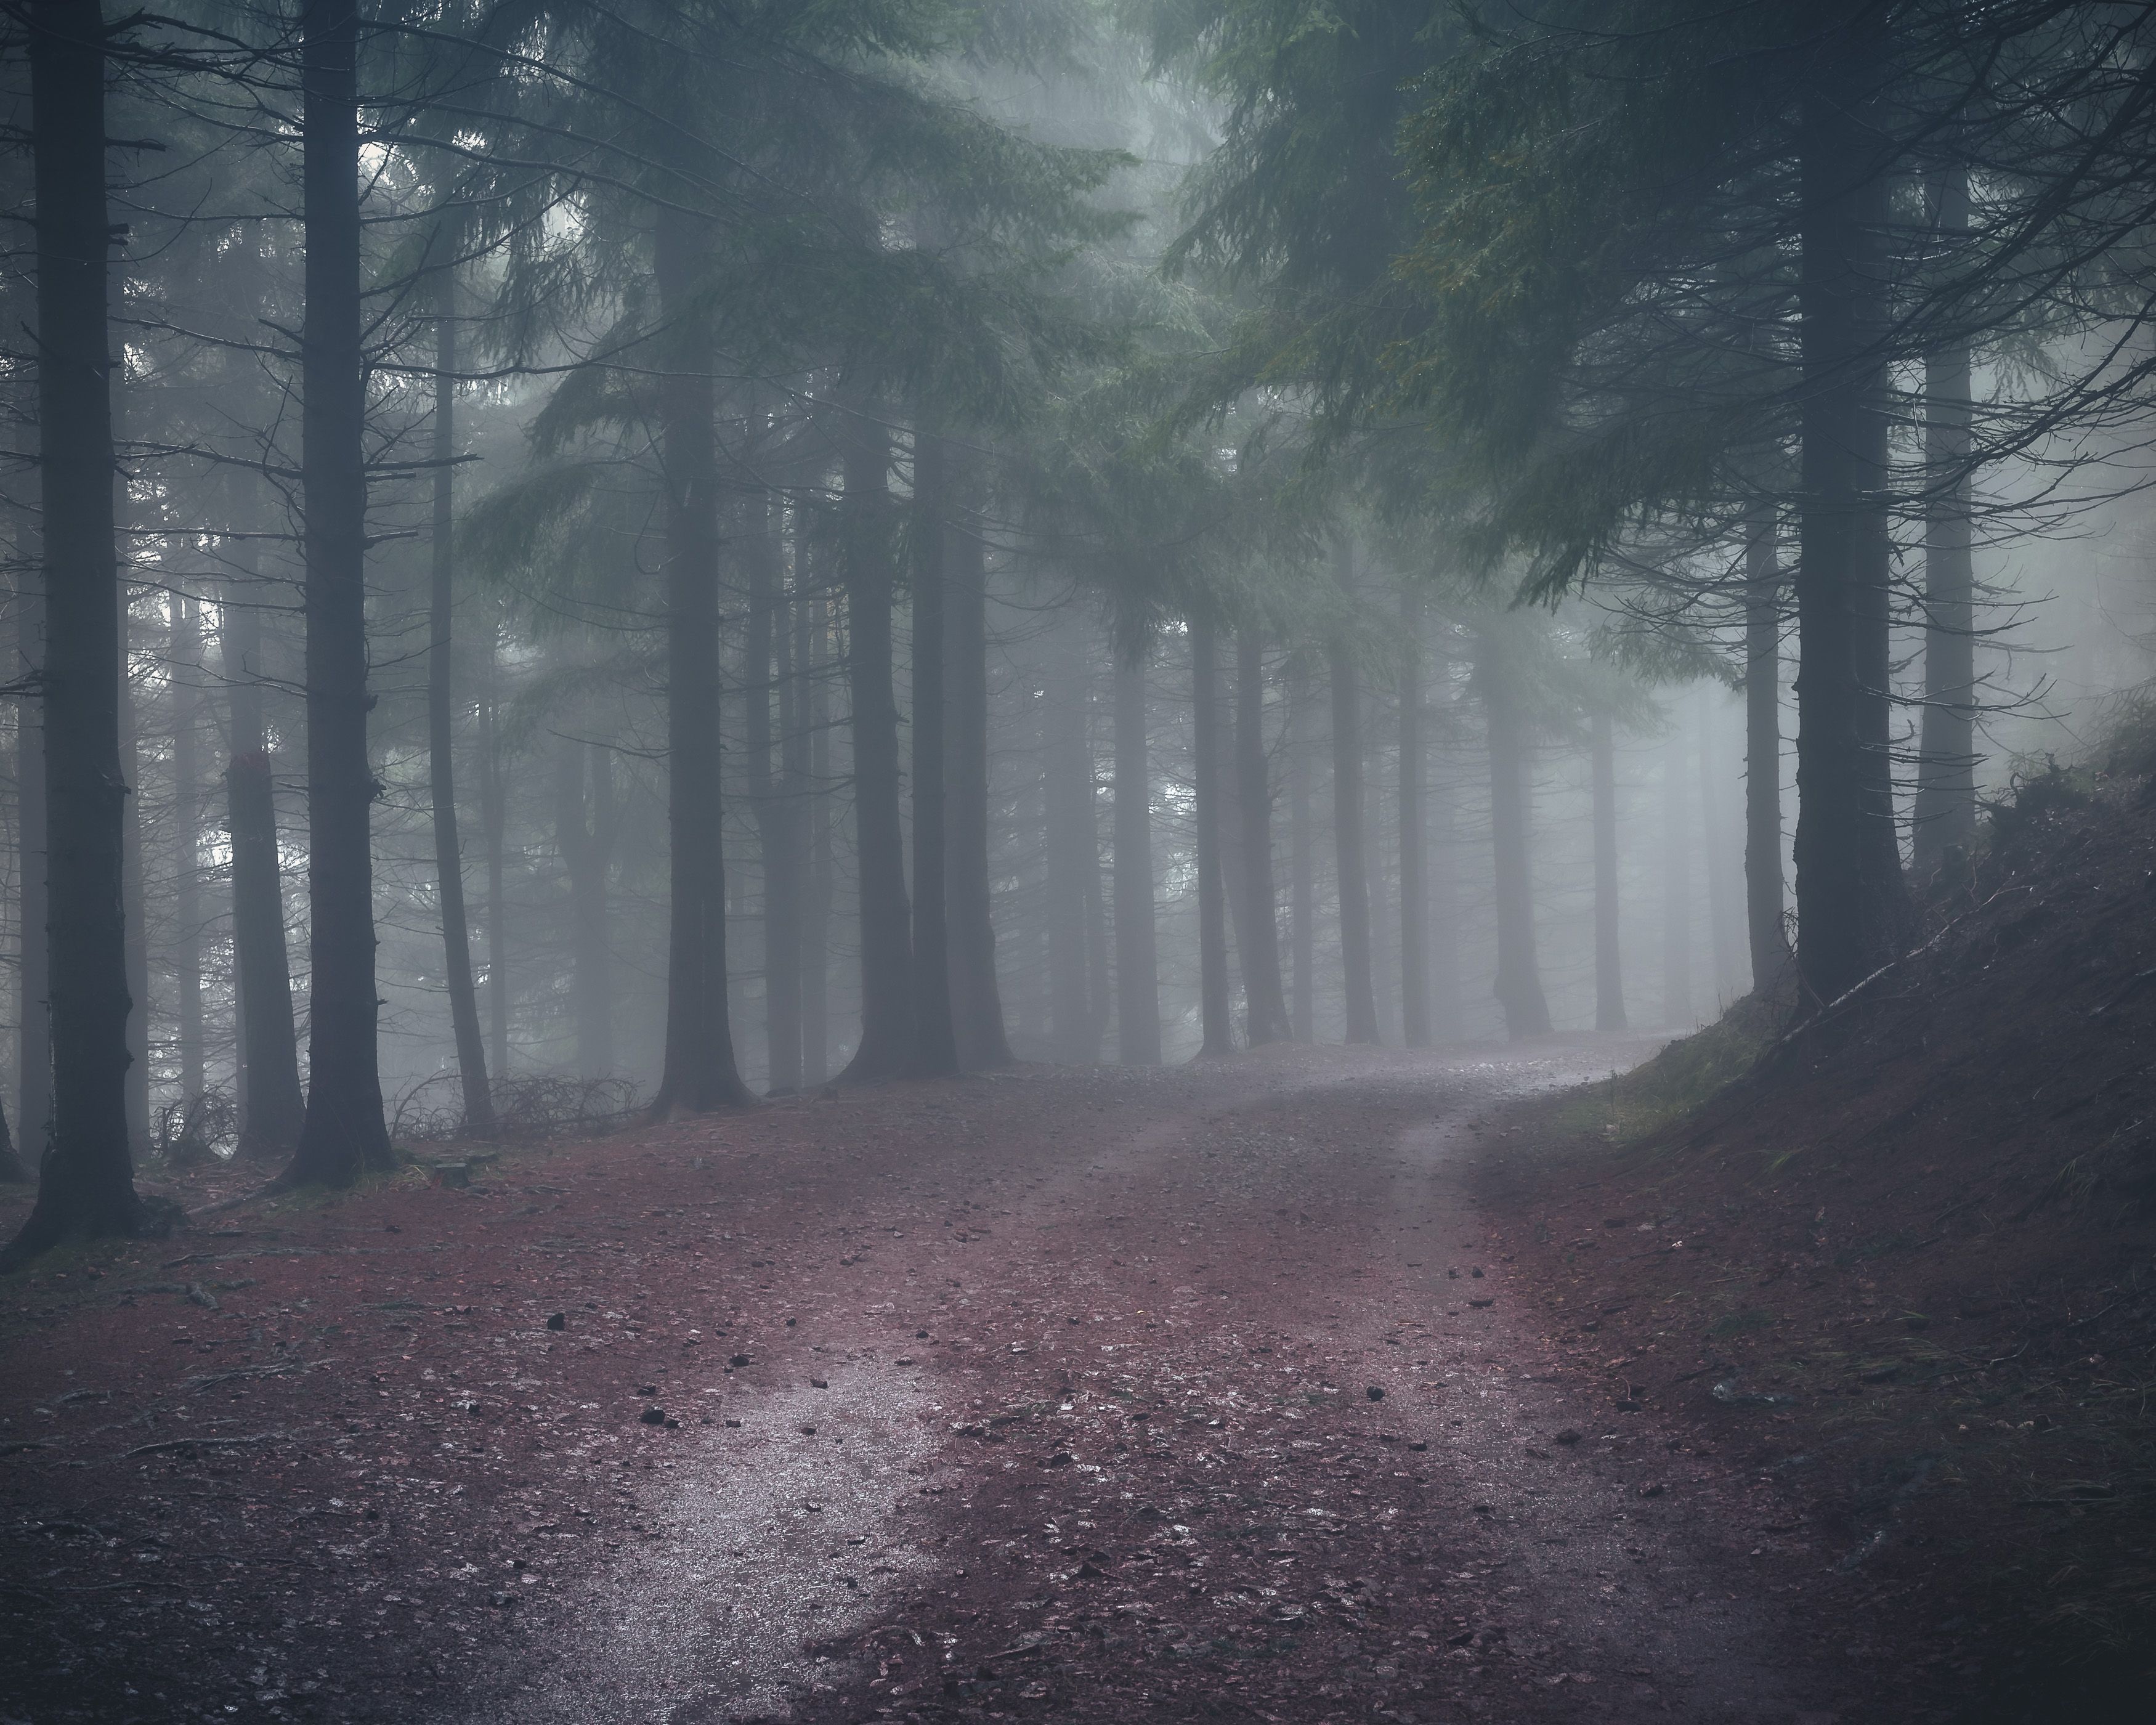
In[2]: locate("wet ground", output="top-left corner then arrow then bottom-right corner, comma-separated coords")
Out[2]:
0,1044 -> 1873,1723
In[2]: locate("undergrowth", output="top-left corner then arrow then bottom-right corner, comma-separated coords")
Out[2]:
1557,986 -> 1785,1146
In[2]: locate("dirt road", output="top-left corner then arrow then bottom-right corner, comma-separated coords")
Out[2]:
0,1045 -> 1866,1724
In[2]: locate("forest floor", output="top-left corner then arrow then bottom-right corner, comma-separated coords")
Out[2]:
0,1037 -> 1990,1725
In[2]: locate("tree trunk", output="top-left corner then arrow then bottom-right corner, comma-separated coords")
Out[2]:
835,406 -> 914,1082
1233,628 -> 1289,1045
908,432 -> 959,1076
170,590 -> 204,1100
223,566 -> 306,1160
427,296 -> 495,1133
742,476 -> 804,1091
1044,612 -> 1098,1063
4,0 -> 148,1260
1398,591 -> 1430,1048
554,740 -> 615,1079
6,580 -> 41,1182
1699,686 -> 1740,1004
1912,169 -> 1977,879
943,498 -> 1011,1068
1661,726 -> 1693,1028
802,590 -> 833,1086
1793,54 -> 1908,1010
1329,545 -> 1379,1044
1478,627 -> 1551,1040
1191,617 -> 1233,1057
1429,739 -> 1461,1043
120,619 -> 148,1151
1743,503 -> 1790,988
1591,711 -> 1627,1032
1112,646 -> 1161,1065
650,201 -> 752,1114
477,636 -> 511,1082
1286,657 -> 1315,1041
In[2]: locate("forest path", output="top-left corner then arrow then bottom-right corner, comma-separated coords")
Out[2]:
461,1041 -> 1851,1725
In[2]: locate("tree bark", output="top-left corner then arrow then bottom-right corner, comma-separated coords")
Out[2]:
1286,657 -> 1315,1041
1793,52 -> 1908,1010
427,293 -> 494,1133
4,0 -> 147,1259
650,201 -> 752,1114
1329,544 -> 1379,1044
170,590 -> 204,1100
835,404 -> 914,1082
1478,627 -> 1551,1040
1743,503 -> 1790,988
1191,617 -> 1233,1057
1112,645 -> 1161,1065
223,566 -> 305,1160
1591,710 -> 1627,1033
802,589 -> 833,1086
908,432 -> 959,1076
1912,168 -> 1977,879
943,499 -> 1011,1069
1233,628 -> 1289,1045
1398,591 -> 1430,1048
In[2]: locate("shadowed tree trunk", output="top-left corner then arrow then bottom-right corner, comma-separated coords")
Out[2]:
1399,591 -> 1430,1048
555,740 -> 615,1079
1286,657 -> 1315,1042
802,588 -> 834,1086
944,501 -> 1011,1069
908,431 -> 958,1077
1191,618 -> 1233,1057
1112,644 -> 1161,1065
1793,45 -> 1909,1010
280,0 -> 395,1188
4,0 -> 151,1260
1329,543 -> 1379,1044
1478,627 -> 1551,1041
835,402 -> 914,1082
120,620 -> 147,1152
223,565 -> 305,1160
1233,628 -> 1289,1045
1661,726 -> 1693,1028
1912,169 -> 1977,880
169,589 -> 204,1100
1591,711 -> 1627,1033
744,474 -> 807,1091
650,200 -> 752,1115
1744,503 -> 1790,989
16,573 -> 49,1177
427,290 -> 494,1134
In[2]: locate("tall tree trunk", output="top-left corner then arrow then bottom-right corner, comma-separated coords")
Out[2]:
120,619 -> 147,1150
835,405 -> 914,1082
742,477 -> 803,1090
280,0 -> 394,1187
650,201 -> 751,1114
1429,739 -> 1461,1042
1233,628 -> 1289,1045
224,566 -> 305,1159
554,740 -> 615,1079
1112,645 -> 1161,1065
1398,591 -> 1430,1048
1044,612 -> 1098,1063
1190,618 -> 1233,1057
477,636 -> 511,1081
5,0 -> 148,1259
943,500 -> 1011,1068
769,564 -> 810,1090
1794,51 -> 1908,1010
1743,503 -> 1790,988
427,294 -> 494,1133
170,590 -> 204,1100
1661,726 -> 1693,1028
802,590 -> 833,1086
1912,169 -> 1977,879
6,581 -> 40,1182
908,432 -> 958,1076
1591,711 -> 1627,1033
1286,657 -> 1315,1042
1329,544 -> 1379,1044
1478,627 -> 1551,1040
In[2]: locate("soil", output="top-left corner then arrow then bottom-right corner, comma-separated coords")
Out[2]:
1475,778 -> 2156,1725
3,1039 -> 1897,1725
